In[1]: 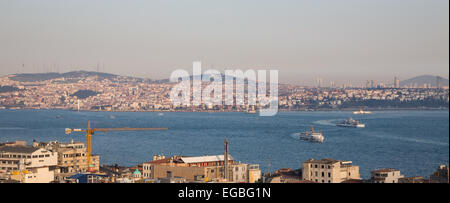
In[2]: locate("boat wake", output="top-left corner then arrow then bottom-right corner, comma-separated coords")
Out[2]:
290,132 -> 301,140
0,127 -> 26,130
363,132 -> 449,147
312,119 -> 340,126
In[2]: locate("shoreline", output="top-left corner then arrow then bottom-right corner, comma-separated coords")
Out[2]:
1,107 -> 448,113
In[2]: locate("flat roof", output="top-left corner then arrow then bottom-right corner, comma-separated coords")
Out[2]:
303,158 -> 340,164
372,168 -> 399,173
181,155 -> 234,164
0,146 -> 40,154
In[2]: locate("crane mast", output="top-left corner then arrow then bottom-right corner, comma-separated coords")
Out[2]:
65,120 -> 168,172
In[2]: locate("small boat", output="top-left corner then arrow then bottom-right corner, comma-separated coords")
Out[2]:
337,118 -> 365,128
299,126 -> 324,143
353,109 -> 372,115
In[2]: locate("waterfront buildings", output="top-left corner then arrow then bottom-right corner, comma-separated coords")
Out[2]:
430,165 -> 449,183
33,140 -> 100,181
0,73 -> 448,111
369,168 -> 404,183
142,154 -> 261,183
0,140 -> 445,183
248,164 -> 262,183
100,164 -> 134,183
264,168 -> 304,183
0,141 -> 57,183
67,173 -> 110,183
302,158 -> 361,183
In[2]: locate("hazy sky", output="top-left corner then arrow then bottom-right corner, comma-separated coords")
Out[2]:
0,0 -> 448,85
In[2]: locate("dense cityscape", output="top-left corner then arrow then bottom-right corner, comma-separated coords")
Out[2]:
1,139 -> 448,183
0,71 -> 448,111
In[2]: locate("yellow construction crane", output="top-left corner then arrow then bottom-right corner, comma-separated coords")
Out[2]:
65,120 -> 168,172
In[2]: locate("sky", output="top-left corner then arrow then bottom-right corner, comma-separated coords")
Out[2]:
0,0 -> 448,86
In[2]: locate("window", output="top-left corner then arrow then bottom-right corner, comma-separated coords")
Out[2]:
328,173 -> 331,178
322,172 -> 324,177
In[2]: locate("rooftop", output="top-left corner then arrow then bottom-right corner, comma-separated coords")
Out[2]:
303,158 -> 340,164
0,146 -> 40,154
372,168 -> 399,173
181,155 -> 234,164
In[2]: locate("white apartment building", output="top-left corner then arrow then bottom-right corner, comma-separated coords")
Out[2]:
302,158 -> 361,183
0,143 -> 58,183
369,168 -> 404,183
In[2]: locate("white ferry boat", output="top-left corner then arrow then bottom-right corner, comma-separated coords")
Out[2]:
353,109 -> 372,115
337,118 -> 365,128
299,126 -> 324,143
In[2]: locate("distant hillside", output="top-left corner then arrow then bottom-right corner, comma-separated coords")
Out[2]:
9,71 -> 120,82
7,71 -> 170,84
400,75 -> 449,87
0,86 -> 21,93
70,90 -> 99,99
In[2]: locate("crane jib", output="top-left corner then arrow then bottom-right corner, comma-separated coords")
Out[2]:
65,120 -> 168,172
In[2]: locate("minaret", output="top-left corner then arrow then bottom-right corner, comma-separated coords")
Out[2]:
224,139 -> 229,181
436,76 -> 441,89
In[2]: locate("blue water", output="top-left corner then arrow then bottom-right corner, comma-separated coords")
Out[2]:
0,110 -> 448,178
